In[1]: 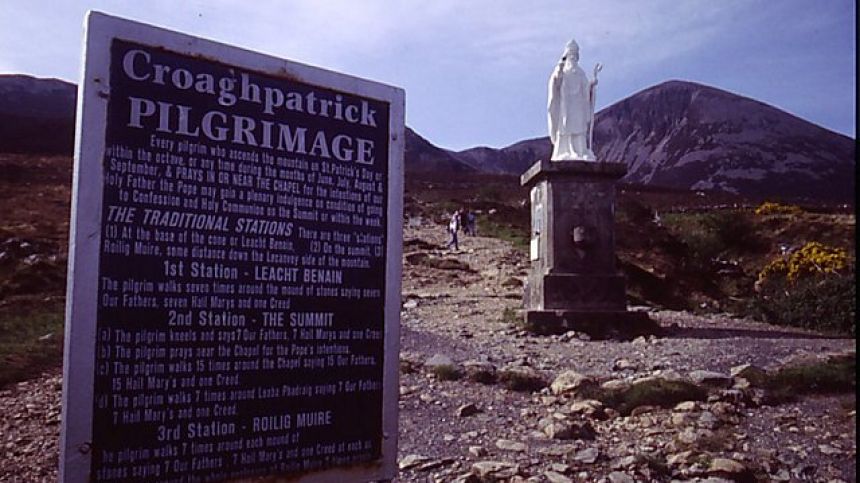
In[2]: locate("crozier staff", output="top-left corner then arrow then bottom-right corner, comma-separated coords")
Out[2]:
547,38 -> 602,161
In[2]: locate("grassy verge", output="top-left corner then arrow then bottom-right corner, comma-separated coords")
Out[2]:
0,304 -> 64,387
477,217 -> 528,253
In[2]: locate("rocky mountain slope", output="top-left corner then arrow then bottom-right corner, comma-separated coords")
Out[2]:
452,81 -> 855,203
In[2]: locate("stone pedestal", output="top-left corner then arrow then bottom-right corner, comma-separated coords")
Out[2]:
520,159 -> 657,338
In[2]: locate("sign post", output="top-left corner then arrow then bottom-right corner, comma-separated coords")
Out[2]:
61,11 -> 403,482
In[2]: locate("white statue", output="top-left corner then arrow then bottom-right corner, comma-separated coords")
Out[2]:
547,39 -> 602,161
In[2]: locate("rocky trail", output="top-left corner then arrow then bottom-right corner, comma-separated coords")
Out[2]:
0,221 -> 855,482
397,222 -> 855,482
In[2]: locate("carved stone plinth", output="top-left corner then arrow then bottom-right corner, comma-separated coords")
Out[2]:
520,159 -> 658,338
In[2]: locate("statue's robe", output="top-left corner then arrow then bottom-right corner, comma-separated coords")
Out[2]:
548,62 -> 591,141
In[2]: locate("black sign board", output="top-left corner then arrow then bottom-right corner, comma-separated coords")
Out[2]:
61,12 -> 403,483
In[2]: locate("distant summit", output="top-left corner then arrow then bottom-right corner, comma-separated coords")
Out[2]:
0,76 -> 853,202
594,80 -> 855,202
451,80 -> 855,202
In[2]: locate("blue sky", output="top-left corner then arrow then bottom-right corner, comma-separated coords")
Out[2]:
0,0 -> 855,150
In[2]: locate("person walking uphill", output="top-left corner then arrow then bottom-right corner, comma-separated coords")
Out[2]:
465,210 -> 477,236
446,209 -> 461,251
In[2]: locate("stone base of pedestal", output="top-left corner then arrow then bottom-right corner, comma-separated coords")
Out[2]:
523,309 -> 660,339
527,273 -> 628,312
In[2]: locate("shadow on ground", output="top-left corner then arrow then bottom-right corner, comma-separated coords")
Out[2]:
662,326 -> 849,340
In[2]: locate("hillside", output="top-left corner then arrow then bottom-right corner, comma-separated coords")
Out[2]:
0,75 -> 76,154
406,127 -> 476,174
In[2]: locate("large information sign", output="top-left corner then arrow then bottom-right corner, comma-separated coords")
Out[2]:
61,12 -> 403,483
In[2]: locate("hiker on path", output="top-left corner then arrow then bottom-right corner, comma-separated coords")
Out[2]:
465,210 -> 477,236
446,210 -> 461,250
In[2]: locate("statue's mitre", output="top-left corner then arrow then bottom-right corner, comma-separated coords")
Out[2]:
564,39 -> 579,54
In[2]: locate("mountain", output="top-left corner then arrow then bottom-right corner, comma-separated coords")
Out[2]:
0,75 -> 76,154
452,80 -> 855,202
455,139 -> 548,174
0,76 -> 854,202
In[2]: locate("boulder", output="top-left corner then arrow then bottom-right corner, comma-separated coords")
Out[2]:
471,461 -> 521,481
674,401 -> 699,412
425,354 -> 456,369
542,420 -> 595,441
607,471 -> 635,483
730,363 -> 767,385
569,399 -> 606,419
550,370 -> 596,396
573,446 -> 599,464
399,454 -> 432,470
457,403 -> 481,418
689,370 -> 733,388
543,471 -> 573,483
601,379 -> 631,392
708,458 -> 754,481
494,439 -> 527,452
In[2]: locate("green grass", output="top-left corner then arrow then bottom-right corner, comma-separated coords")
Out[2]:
661,210 -> 763,271
477,218 -> 528,253
500,307 -> 521,327
0,306 -> 64,387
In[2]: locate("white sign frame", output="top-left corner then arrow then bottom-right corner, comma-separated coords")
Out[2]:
60,11 -> 404,482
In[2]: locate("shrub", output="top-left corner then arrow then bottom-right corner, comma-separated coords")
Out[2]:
757,241 -> 849,285
497,368 -> 546,392
752,274 -> 855,335
753,242 -> 854,335
754,201 -> 803,216
464,363 -> 497,384
430,364 -> 462,381
665,210 -> 762,272
699,211 -> 761,252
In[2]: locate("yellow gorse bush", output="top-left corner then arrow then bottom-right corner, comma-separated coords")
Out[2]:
758,241 -> 849,285
754,201 -> 803,216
